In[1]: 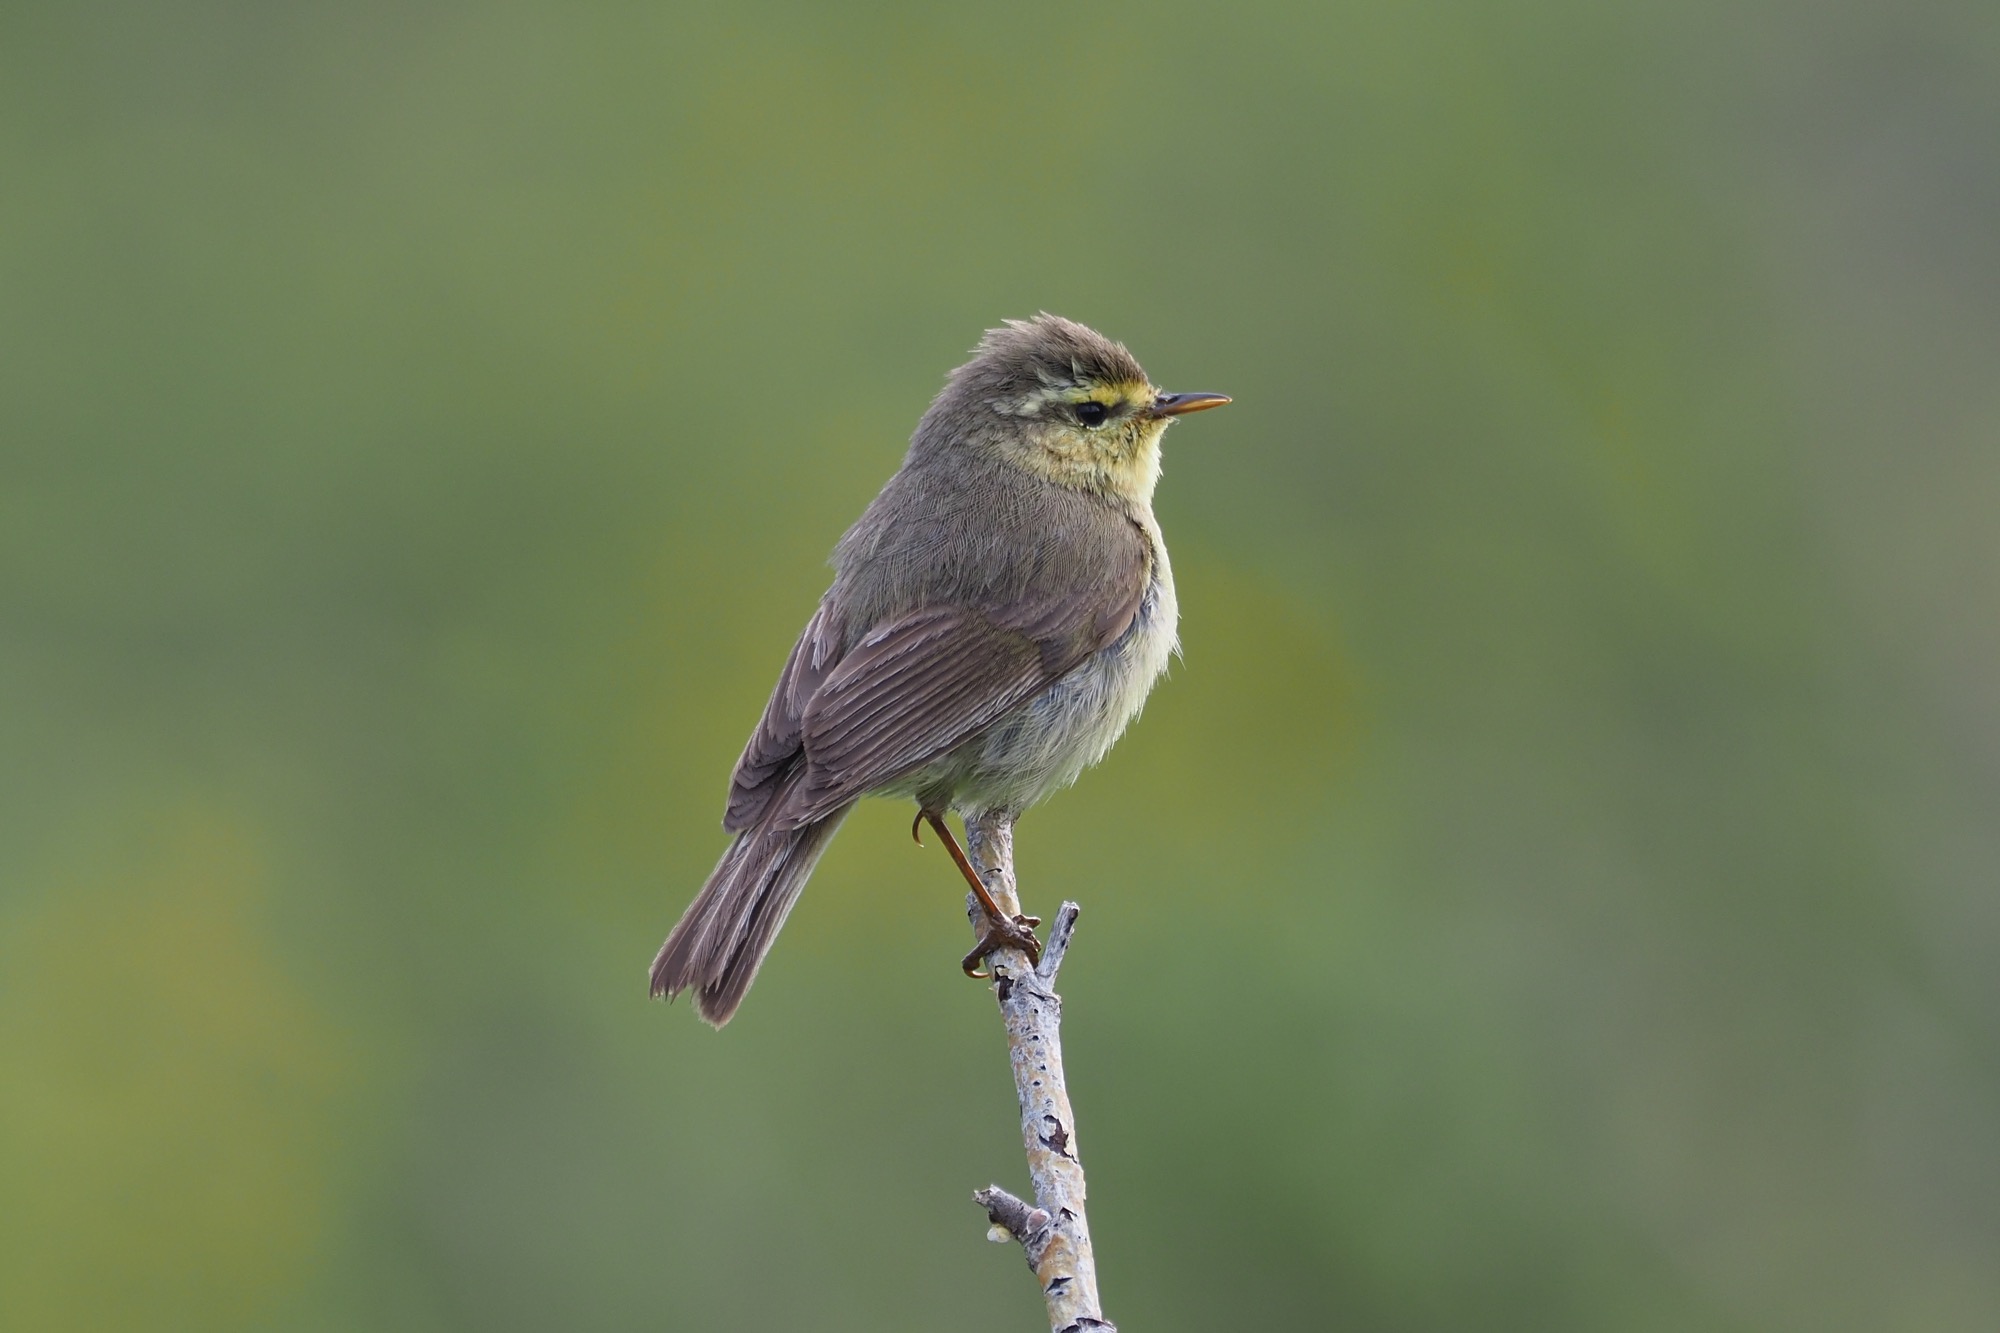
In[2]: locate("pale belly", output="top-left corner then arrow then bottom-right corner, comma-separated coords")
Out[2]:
904,563 -> 1179,818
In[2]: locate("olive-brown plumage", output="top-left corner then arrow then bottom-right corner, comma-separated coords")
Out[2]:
651,315 -> 1228,1025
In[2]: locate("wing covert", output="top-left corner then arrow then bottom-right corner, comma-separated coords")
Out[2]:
725,512 -> 1152,833
776,548 -> 1149,827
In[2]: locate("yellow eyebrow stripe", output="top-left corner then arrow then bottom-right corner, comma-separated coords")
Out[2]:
1067,380 -> 1151,410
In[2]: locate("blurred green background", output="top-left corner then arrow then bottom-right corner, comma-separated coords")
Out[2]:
4,1 -> 1996,1329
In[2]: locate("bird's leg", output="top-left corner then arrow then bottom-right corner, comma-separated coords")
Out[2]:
919,809 -> 1041,975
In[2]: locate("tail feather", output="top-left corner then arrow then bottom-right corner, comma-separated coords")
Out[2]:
650,804 -> 850,1027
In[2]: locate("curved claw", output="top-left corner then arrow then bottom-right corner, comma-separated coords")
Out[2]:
911,811 -> 925,846
960,913 -> 1044,979
1010,918 -> 1044,969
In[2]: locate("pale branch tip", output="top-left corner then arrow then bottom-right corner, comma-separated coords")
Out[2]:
1036,901 -> 1081,984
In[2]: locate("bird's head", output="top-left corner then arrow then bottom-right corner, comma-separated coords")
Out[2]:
917,313 -> 1229,505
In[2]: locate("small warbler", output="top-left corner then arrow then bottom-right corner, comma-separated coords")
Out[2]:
651,314 -> 1228,1025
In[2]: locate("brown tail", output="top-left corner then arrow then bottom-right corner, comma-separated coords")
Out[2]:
649,805 -> 851,1027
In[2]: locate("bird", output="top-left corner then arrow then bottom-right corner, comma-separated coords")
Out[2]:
650,314 -> 1229,1026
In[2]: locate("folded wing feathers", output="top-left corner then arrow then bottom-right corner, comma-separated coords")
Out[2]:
724,540 -> 1148,833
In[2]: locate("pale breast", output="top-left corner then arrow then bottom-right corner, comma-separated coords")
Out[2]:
942,533 -> 1179,816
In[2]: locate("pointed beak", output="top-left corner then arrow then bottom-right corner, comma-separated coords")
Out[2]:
1149,391 -> 1232,418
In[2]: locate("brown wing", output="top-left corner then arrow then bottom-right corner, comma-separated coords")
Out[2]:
724,602 -> 842,832
723,533 -> 1149,833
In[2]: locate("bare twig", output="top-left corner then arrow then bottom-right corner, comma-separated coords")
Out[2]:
964,815 -> 1115,1333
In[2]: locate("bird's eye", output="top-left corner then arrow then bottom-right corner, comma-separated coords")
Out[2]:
1073,402 -> 1110,428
